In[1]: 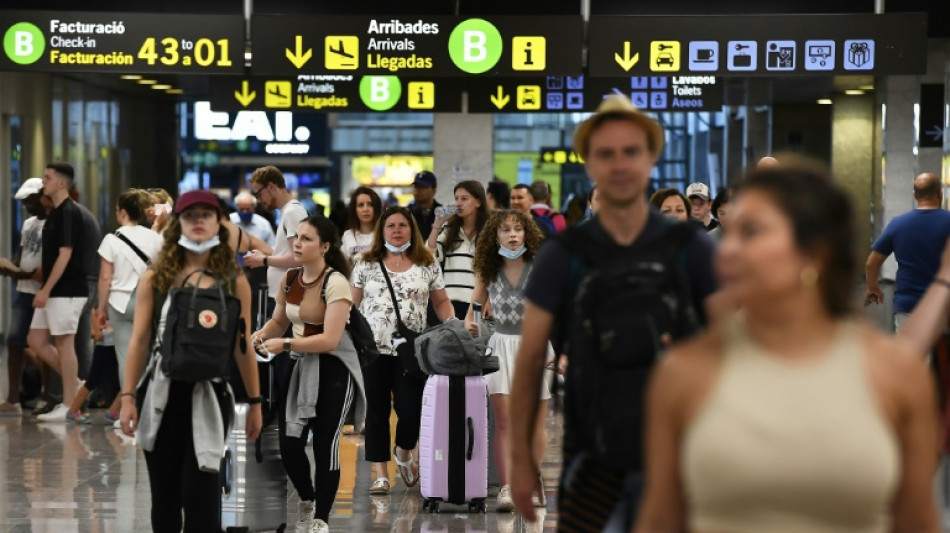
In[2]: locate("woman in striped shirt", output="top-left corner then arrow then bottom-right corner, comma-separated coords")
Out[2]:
427,180 -> 490,318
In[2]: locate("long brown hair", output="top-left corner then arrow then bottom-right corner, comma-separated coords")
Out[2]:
151,213 -> 241,295
346,187 -> 382,233
361,206 -> 435,266
442,180 -> 490,252
472,210 -> 544,284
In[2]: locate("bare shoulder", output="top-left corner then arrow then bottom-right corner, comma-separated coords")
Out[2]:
651,328 -> 724,415
857,321 -> 932,416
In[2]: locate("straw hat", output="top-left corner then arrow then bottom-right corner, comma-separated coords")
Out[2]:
573,94 -> 665,159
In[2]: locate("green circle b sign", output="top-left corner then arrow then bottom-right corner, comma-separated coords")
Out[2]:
4,22 -> 45,65
359,76 -> 402,111
448,19 -> 502,74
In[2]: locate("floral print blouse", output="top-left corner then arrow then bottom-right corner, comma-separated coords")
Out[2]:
351,260 -> 446,355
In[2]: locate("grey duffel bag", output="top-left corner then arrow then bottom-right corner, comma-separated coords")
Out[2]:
414,319 -> 499,376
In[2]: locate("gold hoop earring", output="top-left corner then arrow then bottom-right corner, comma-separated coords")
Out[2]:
800,266 -> 819,288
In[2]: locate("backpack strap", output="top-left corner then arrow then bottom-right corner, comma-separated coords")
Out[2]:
114,230 -> 150,265
284,267 -> 302,295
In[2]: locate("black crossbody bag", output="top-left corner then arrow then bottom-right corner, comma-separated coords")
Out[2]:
378,260 -> 426,380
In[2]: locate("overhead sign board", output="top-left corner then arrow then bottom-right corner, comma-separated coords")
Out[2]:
588,13 -> 927,77
0,11 -> 244,73
209,75 -> 463,112
250,15 -> 583,76
468,75 -> 723,113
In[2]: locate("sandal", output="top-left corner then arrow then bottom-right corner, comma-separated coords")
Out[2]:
393,446 -> 419,487
369,478 -> 391,495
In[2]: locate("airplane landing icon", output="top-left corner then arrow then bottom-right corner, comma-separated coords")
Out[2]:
325,36 -> 359,70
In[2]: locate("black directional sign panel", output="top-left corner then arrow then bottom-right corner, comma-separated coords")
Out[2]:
589,13 -> 927,77
468,75 -> 723,113
250,15 -> 583,76
0,11 -> 244,73
208,75 -> 464,112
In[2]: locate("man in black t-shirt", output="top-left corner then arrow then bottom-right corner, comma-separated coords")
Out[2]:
408,170 -> 441,241
508,96 -> 719,531
27,163 -> 89,422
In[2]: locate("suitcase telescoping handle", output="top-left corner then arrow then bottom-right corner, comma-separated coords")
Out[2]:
466,416 -> 475,460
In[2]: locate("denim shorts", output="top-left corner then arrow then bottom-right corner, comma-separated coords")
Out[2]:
7,291 -> 36,347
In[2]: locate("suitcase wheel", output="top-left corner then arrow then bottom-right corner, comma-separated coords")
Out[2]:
428,500 -> 440,513
277,524 -> 286,533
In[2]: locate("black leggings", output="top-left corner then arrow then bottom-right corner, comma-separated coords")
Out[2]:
143,381 -> 220,533
363,354 -> 427,463
277,355 -> 354,522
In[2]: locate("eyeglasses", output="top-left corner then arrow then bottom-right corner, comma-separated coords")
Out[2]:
251,186 -> 265,198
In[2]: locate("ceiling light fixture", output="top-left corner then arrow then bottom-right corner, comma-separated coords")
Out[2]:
137,79 -> 157,85
844,89 -> 866,95
152,84 -> 172,90
817,98 -> 833,105
858,84 -> 874,91
120,74 -> 142,80
166,89 -> 184,95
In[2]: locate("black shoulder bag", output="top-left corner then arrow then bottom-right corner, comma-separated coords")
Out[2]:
378,260 -> 426,380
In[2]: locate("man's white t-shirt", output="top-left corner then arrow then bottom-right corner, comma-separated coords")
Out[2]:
267,199 -> 309,298
17,216 -> 45,294
98,225 -> 164,312
341,229 -> 374,265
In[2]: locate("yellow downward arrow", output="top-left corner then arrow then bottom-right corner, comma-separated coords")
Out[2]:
234,80 -> 256,107
614,41 -> 639,72
490,86 -> 510,110
286,35 -> 312,69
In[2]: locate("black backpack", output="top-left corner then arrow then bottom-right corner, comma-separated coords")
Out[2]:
285,268 -> 381,368
159,270 -> 242,382
557,221 -> 700,470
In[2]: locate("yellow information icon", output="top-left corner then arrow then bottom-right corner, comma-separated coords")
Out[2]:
650,41 -> 680,72
407,82 -> 435,109
264,81 -> 292,108
516,85 -> 541,110
325,36 -> 359,70
512,37 -> 546,71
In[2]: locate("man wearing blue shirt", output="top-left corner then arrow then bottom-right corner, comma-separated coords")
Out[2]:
866,173 -> 950,330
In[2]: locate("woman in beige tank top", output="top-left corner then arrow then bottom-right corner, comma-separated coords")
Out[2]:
635,163 -> 941,533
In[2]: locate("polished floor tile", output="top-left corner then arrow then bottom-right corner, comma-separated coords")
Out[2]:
0,411 -> 561,532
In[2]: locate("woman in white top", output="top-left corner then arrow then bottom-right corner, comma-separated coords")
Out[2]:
427,180 -> 490,318
98,189 -> 164,385
341,186 -> 381,265
352,206 -> 456,495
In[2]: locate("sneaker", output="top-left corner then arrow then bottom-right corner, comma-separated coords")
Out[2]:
67,410 -> 90,424
0,402 -> 22,416
31,400 -> 51,416
37,403 -> 70,422
104,411 -> 120,423
113,419 -> 122,429
309,519 -> 329,533
496,485 -> 515,513
296,500 -> 315,533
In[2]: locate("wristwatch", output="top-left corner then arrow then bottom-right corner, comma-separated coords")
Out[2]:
263,256 -> 269,267
247,396 -> 263,405
284,338 -> 293,352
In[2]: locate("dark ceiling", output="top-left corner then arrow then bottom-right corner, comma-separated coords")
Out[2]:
18,0 -> 950,37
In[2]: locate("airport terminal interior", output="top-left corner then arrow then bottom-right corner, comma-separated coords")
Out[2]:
0,0 -> 950,531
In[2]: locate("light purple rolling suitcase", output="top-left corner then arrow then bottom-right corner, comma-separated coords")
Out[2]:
419,374 -> 489,513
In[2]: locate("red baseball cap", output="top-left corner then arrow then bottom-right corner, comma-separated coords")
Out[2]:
174,190 -> 221,214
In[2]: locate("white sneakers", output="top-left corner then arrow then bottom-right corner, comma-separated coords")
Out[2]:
496,485 -> 515,512
37,403 -> 70,422
296,500 -> 316,533
0,401 -> 22,416
309,519 -> 329,533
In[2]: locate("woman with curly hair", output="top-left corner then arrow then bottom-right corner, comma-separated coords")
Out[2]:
464,209 -> 554,513
119,190 -> 262,533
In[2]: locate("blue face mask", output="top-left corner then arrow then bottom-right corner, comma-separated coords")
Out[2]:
178,235 -> 221,254
385,241 -> 412,253
498,245 -> 527,260
238,211 -> 253,223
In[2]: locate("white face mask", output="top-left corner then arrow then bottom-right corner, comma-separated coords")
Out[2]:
498,244 -> 527,260
385,241 -> 412,253
178,235 -> 221,254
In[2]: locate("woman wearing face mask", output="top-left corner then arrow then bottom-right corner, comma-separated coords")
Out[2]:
251,215 -> 366,533
351,206 -> 456,496
119,190 -> 262,533
465,210 -> 553,513
341,187 -> 382,265
427,180 -> 491,318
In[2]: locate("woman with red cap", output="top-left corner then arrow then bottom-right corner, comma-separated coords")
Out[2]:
119,189 -> 263,533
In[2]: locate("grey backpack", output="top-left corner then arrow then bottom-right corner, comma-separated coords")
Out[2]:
414,320 -> 499,376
